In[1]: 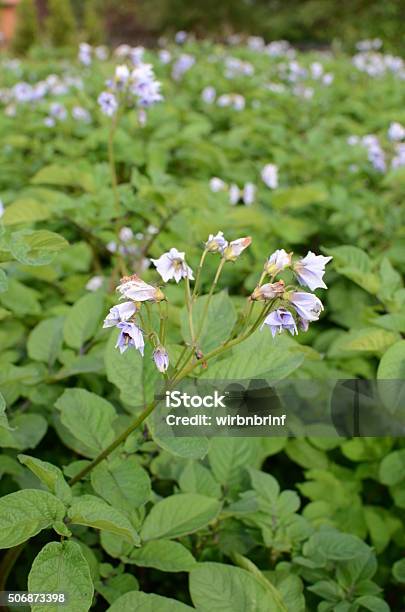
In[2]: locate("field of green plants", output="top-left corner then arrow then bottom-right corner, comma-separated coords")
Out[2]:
0,33 -> 405,611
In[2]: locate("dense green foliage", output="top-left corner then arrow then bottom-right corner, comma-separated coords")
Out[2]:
0,36 -> 404,610
46,0 -> 76,47
12,0 -> 39,55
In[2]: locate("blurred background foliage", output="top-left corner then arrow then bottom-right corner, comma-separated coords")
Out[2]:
8,0 -> 405,54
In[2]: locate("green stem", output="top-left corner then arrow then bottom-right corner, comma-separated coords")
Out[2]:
195,257 -> 225,343
108,115 -> 127,277
69,400 -> 158,486
185,276 -> 195,346
192,249 -> 208,299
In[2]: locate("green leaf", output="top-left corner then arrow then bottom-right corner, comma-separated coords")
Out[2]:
68,495 -> 140,545
91,456 -> 151,513
18,454 -> 72,504
201,331 -> 304,379
355,596 -> 390,612
31,163 -> 96,192
0,489 -> 66,548
324,245 -> 380,294
181,291 -> 236,353
337,328 -> 398,354
304,529 -> 370,562
27,317 -> 64,366
272,184 -> 328,209
393,558 -> 405,583
97,574 -> 139,605
190,562 -> 285,611
179,461 -> 222,498
127,540 -> 196,572
0,269 -> 8,293
10,229 -> 68,266
55,388 -> 116,458
107,591 -> 194,611
28,541 -> 94,612
379,449 -> 405,486
0,414 -> 47,450
0,278 -> 41,316
2,199 -> 51,225
141,493 -> 221,540
208,438 -> 257,489
63,292 -> 104,350
377,341 -> 405,413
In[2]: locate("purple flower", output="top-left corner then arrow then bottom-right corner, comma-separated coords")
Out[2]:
261,308 -> 298,337
293,251 -> 333,291
115,321 -> 144,355
243,182 -> 256,206
261,164 -> 278,189
229,184 -> 241,205
153,346 -> 169,372
209,177 -> 226,192
98,91 -> 118,116
151,248 -> 194,283
290,292 -> 324,322
265,249 -> 292,275
103,301 -> 136,328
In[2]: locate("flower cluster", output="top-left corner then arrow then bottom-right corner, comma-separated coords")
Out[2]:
352,51 -> 405,79
98,60 -> 163,120
348,125 -> 405,172
104,233 -> 331,376
209,164 -> 278,206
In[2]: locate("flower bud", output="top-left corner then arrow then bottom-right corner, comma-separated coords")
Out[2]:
264,249 -> 292,276
223,237 -> 252,262
205,231 -> 228,253
117,274 -> 165,302
251,280 -> 285,301
153,346 -> 169,372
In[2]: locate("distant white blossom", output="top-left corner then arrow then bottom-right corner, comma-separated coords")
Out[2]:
261,164 -> 279,189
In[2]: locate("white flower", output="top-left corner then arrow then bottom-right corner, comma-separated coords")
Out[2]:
151,248 -> 194,283
175,30 -> 188,44
229,183 -> 240,205
103,301 -> 136,328
86,276 -> 104,291
243,182 -> 256,206
159,49 -> 172,64
223,237 -> 252,262
265,249 -> 292,275
209,177 -> 226,192
205,231 -> 228,253
115,64 -> 130,88
72,106 -> 91,122
388,122 -> 405,142
310,62 -> 323,79
201,86 -> 216,104
261,163 -> 278,189
0,199 -> 4,218
119,227 -> 134,242
147,224 -> 159,235
107,241 -> 117,253
293,251 -> 333,291
117,275 -> 165,302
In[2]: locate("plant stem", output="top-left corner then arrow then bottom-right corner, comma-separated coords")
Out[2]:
185,276 -> 196,346
195,257 -> 225,342
107,115 -> 127,277
192,248 -> 208,299
69,400 -> 157,485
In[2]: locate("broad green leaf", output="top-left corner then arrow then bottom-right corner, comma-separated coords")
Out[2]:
55,388 -> 116,458
107,591 -> 194,611
28,541 -> 94,612
208,438 -> 257,488
336,328 -> 398,354
272,184 -> 328,209
31,164 -> 96,192
304,529 -> 370,562
179,461 -> 222,498
91,456 -> 151,513
0,413 -> 47,450
10,229 -> 68,266
201,331 -> 304,379
181,291 -> 237,353
0,391 -> 9,429
141,493 -> 221,540
355,596 -> 390,612
379,449 -> 405,486
0,268 -> 8,293
190,562 -> 285,611
393,558 -> 405,583
2,199 -> 51,225
324,246 -> 380,294
0,489 -> 66,548
127,539 -> 196,572
27,317 -> 64,366
68,495 -> 140,544
149,430 -> 209,459
377,341 -> 405,413
97,574 -> 139,605
0,278 -> 40,316
105,330 -> 159,408
18,454 -> 72,504
63,292 -> 104,349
